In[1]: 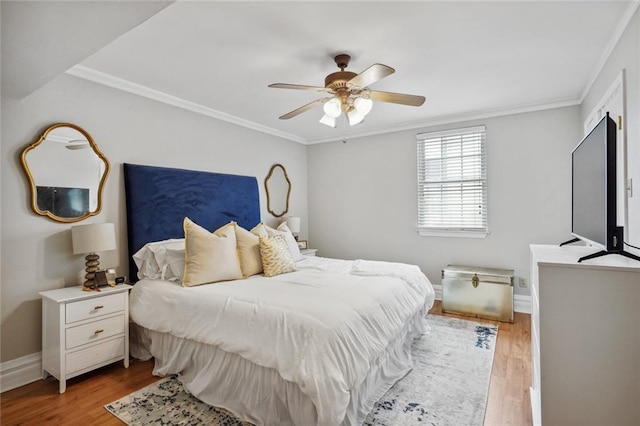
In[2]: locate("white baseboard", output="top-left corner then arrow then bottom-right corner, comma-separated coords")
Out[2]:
432,284 -> 532,314
514,294 -> 532,314
0,352 -> 42,393
433,283 -> 443,301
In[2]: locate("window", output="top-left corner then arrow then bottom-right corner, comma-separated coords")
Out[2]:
417,126 -> 487,237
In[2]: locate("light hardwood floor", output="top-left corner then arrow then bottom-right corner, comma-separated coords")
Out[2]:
1,301 -> 532,425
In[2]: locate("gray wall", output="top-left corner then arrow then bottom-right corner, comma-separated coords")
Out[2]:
1,74 -> 308,362
581,7 -> 640,258
307,106 -> 581,294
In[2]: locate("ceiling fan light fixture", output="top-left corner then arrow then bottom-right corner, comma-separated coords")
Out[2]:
354,97 -> 373,116
323,97 -> 342,118
319,114 -> 337,127
348,109 -> 365,126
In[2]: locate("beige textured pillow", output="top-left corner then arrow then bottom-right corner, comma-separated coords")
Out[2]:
225,222 -> 262,277
250,223 -> 269,237
259,235 -> 296,277
182,218 -> 243,287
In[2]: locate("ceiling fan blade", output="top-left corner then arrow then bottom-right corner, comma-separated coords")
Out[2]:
348,64 -> 395,88
269,83 -> 327,92
279,98 -> 331,120
369,90 -> 426,106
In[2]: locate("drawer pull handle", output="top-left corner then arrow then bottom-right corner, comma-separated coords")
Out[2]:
94,305 -> 104,310
94,329 -> 104,334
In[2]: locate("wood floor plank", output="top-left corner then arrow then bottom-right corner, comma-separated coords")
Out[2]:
1,302 -> 532,425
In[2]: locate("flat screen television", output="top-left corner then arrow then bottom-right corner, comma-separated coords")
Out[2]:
566,112 -> 639,262
36,186 -> 89,218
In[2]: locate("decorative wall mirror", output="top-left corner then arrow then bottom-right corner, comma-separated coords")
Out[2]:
20,123 -> 110,223
264,163 -> 291,218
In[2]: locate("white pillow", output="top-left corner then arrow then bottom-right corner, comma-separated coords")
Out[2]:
251,222 -> 302,261
133,238 -> 185,281
274,222 -> 303,261
182,218 -> 243,287
164,244 -> 186,282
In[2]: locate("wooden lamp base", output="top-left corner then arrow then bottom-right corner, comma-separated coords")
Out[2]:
82,253 -> 101,292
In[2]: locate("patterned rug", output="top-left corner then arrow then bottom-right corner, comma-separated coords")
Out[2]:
105,315 -> 497,426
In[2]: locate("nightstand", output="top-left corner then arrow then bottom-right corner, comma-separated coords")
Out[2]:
301,248 -> 318,257
39,284 -> 132,393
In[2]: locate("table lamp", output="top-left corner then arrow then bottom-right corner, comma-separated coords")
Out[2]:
71,223 -> 116,291
283,216 -> 301,240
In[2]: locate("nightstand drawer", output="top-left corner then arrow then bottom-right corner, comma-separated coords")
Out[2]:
65,315 -> 125,350
66,293 -> 125,324
66,338 -> 125,375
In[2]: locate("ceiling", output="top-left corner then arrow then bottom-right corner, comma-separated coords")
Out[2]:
2,1 -> 638,144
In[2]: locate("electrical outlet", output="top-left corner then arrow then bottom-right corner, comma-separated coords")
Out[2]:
518,277 -> 527,288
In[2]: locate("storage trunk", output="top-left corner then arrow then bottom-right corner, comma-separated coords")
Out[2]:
441,264 -> 514,323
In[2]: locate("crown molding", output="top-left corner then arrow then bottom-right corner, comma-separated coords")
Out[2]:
67,65 -> 581,147
65,65 -> 306,145
579,1 -> 640,103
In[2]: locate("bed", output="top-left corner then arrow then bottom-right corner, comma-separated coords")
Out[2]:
124,163 -> 435,426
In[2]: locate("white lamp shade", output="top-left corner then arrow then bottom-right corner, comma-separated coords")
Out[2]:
323,98 -> 342,118
354,97 -> 373,115
348,109 -> 365,126
319,114 -> 337,127
283,216 -> 301,233
71,223 -> 116,254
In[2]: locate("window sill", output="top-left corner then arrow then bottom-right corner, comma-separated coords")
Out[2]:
417,229 -> 489,238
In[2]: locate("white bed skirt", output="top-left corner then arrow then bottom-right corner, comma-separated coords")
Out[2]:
130,311 -> 429,426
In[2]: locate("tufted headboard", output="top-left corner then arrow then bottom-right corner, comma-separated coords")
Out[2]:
123,163 -> 260,282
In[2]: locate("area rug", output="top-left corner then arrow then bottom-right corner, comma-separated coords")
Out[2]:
105,315 -> 497,426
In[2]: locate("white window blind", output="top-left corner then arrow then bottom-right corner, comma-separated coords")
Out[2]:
417,126 -> 487,237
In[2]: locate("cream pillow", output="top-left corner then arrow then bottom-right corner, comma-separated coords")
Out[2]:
218,222 -> 263,277
250,223 -> 269,237
259,235 -> 296,277
182,218 -> 243,287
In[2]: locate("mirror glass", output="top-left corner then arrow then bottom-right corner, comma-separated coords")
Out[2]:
21,123 -> 110,223
264,164 -> 291,218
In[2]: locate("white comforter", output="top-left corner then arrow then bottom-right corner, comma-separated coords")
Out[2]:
129,256 -> 435,425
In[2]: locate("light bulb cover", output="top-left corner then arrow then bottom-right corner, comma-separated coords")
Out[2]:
323,98 -> 342,118
319,114 -> 337,127
348,109 -> 365,126
354,97 -> 373,116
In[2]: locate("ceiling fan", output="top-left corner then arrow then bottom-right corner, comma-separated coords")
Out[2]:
269,54 -> 426,127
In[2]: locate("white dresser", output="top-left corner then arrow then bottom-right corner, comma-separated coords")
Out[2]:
530,245 -> 640,425
39,284 -> 132,393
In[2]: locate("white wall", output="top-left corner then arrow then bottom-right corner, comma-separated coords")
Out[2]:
307,106 -> 581,295
1,74 -> 307,362
581,7 -> 640,258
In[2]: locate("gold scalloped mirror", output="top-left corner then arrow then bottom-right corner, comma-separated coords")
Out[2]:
20,123 -> 110,223
264,163 -> 291,218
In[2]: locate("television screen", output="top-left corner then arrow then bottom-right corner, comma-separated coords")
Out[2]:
571,114 -> 616,250
37,186 -> 90,218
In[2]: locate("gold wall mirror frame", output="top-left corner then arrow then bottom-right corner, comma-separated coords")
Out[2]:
264,163 -> 291,218
20,123 -> 110,223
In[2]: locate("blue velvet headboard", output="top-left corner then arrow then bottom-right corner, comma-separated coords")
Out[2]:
123,163 -> 261,282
